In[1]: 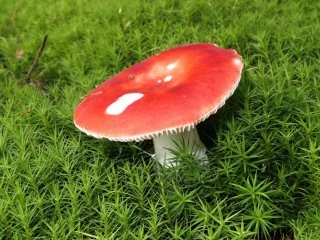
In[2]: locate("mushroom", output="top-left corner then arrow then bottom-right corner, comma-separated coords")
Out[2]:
74,43 -> 243,167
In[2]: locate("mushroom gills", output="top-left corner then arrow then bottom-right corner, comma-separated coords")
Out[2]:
152,128 -> 207,167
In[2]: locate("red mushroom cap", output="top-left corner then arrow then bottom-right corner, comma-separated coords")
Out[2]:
74,43 -> 243,141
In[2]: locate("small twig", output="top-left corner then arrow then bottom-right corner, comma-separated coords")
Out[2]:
20,108 -> 34,116
22,34 -> 48,84
75,231 -> 99,239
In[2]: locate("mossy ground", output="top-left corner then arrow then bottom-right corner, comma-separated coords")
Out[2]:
0,0 -> 319,239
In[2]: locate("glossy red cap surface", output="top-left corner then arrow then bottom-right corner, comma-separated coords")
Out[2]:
74,43 -> 243,141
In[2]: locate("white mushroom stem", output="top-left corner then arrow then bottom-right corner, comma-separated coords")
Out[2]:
152,128 -> 207,167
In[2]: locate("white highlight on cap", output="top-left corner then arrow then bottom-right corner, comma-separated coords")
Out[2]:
164,75 -> 172,82
233,58 -> 242,66
166,63 -> 176,70
106,93 -> 144,115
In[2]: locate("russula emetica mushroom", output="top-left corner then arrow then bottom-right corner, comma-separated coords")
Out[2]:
74,43 -> 243,167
